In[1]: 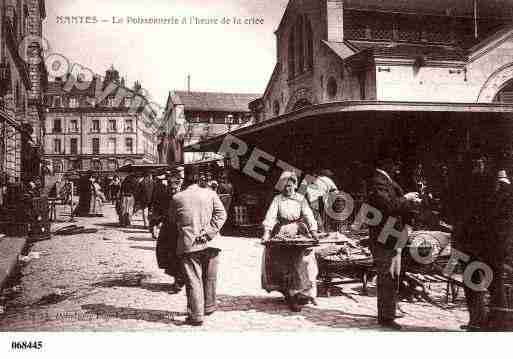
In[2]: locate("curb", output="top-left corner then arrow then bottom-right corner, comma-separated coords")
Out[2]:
0,237 -> 28,292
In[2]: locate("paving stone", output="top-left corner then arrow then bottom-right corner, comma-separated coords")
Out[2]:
0,203 -> 469,331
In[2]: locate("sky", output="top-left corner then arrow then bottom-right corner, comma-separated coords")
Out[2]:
44,0 -> 289,111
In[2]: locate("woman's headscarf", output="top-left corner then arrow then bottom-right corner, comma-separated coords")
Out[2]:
276,171 -> 299,193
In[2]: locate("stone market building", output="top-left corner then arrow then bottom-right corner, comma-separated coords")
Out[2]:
251,0 -> 513,122
43,67 -> 158,174
187,0 -> 513,221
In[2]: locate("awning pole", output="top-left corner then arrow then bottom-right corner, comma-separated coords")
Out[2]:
474,0 -> 479,39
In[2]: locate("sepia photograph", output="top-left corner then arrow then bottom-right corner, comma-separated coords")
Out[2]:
2,0 -> 513,354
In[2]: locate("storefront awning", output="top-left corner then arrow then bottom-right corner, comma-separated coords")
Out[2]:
184,101 -> 513,154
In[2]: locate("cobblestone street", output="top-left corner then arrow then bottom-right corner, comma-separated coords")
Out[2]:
0,204 -> 468,331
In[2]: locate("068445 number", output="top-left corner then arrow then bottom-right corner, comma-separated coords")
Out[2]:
11,341 -> 43,350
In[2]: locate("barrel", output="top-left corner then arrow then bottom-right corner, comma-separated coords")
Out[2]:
27,196 -> 51,242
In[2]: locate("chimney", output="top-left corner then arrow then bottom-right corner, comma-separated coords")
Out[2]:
133,80 -> 142,93
326,0 -> 344,42
187,74 -> 191,93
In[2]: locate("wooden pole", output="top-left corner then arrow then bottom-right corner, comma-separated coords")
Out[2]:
69,181 -> 75,222
474,0 -> 479,39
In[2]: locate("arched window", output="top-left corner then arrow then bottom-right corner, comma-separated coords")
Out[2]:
327,77 -> 338,99
273,100 -> 280,116
297,15 -> 304,74
306,19 -> 313,70
288,15 -> 313,79
288,31 -> 295,78
494,80 -> 513,103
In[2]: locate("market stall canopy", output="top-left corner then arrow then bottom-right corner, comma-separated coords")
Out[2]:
184,100 -> 513,155
117,164 -> 170,173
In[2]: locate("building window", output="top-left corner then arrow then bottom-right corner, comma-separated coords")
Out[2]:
92,138 -> 100,154
108,138 -> 117,154
297,15 -> 304,74
107,159 -> 118,171
288,15 -> 313,79
107,97 -> 116,107
70,138 -> 78,155
52,96 -> 62,107
273,100 -> 280,116
92,119 -> 100,133
125,119 -> 133,132
358,72 -> 366,100
288,31 -> 295,78
306,20 -> 313,70
71,159 -> 81,170
327,77 -> 338,99
70,119 -> 78,132
52,160 -> 63,174
108,119 -> 117,132
69,98 -> 78,108
53,119 -> 62,133
125,138 -> 133,153
124,98 -> 132,107
53,139 -> 62,154
226,114 -> 234,124
91,160 -> 102,171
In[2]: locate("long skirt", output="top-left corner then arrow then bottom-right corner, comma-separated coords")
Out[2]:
117,195 -> 135,226
155,221 -> 182,278
261,246 -> 318,298
89,195 -> 103,215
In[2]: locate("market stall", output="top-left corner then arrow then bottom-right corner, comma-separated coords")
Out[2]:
185,100 -> 513,303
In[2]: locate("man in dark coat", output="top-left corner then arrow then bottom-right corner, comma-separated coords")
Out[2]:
155,167 -> 186,293
366,153 -> 421,330
73,173 -> 93,216
137,172 -> 154,228
150,171 -> 170,238
452,157 -> 493,331
482,170 -> 513,330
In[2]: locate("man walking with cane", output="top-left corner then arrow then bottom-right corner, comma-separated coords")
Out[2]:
171,175 -> 227,326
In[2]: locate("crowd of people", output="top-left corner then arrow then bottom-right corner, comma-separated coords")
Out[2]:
62,153 -> 513,330
257,149 -> 513,330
